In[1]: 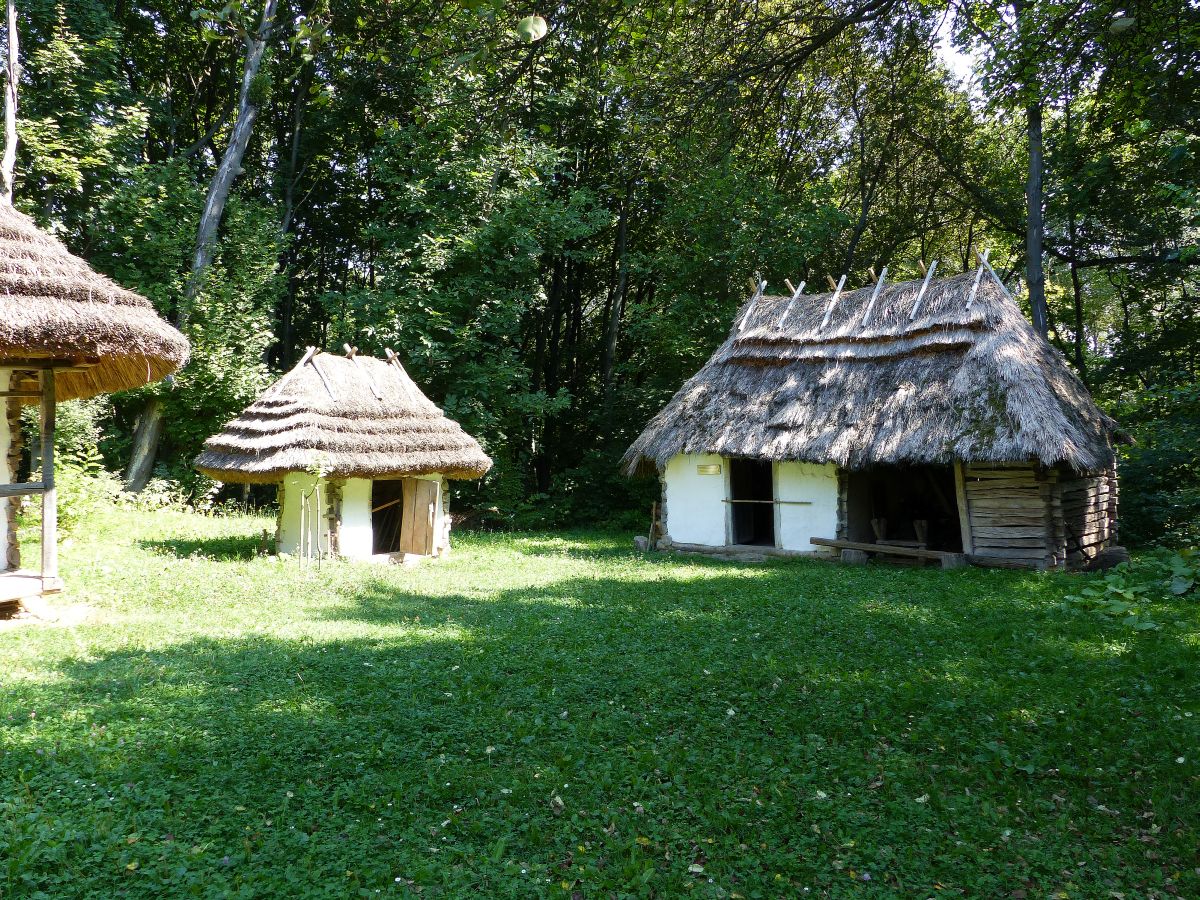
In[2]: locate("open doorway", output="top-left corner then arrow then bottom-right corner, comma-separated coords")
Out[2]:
728,458 -> 775,546
372,480 -> 405,554
842,464 -> 962,551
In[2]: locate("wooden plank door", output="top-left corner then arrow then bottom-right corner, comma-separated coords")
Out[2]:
399,478 -> 438,556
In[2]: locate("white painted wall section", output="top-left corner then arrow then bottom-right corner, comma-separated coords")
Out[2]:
339,477 -> 374,560
775,461 -> 839,551
0,370 -> 10,571
663,453 -> 728,547
278,472 -> 326,557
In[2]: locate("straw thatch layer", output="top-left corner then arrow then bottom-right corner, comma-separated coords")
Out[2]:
623,272 -> 1120,475
0,205 -> 189,399
195,352 -> 492,482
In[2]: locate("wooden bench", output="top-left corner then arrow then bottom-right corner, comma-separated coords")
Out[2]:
810,537 -> 967,569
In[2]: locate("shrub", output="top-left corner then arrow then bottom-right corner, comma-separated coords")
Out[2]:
1064,547 -> 1198,630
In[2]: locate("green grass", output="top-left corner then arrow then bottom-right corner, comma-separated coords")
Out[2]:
1,507 -> 1198,898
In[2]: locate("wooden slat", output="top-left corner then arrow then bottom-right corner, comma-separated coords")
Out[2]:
809,536 -> 952,561
953,461 -> 973,555
972,526 -> 1049,538
398,478 -> 418,555
0,482 -> 46,497
41,369 -> 56,581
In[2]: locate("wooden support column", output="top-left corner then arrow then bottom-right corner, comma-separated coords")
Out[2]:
953,461 -> 974,555
40,367 -> 57,585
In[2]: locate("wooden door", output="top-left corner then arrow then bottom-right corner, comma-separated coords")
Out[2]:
399,478 -> 438,556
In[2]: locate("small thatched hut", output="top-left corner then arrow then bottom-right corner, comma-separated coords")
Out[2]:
195,349 -> 491,562
0,205 -> 190,603
623,265 -> 1122,569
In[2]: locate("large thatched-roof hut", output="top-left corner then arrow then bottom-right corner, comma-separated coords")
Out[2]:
195,349 -> 491,562
623,264 -> 1121,569
0,205 -> 190,606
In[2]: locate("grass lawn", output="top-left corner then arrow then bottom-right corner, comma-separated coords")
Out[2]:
1,507 -> 1197,898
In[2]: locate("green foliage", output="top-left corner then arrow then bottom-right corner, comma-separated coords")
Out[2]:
19,451 -> 122,538
1,508 -> 1198,895
1064,548 -> 1198,630
1112,381 -> 1200,547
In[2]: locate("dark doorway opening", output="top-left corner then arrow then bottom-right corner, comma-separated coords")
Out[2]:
843,464 -> 962,552
372,480 -> 405,554
729,458 -> 775,546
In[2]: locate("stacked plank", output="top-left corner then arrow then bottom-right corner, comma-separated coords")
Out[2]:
1054,467 -> 1118,567
963,464 -> 1057,569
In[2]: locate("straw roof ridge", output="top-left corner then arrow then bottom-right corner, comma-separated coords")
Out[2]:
195,351 -> 493,483
622,271 -> 1120,475
0,205 -> 189,399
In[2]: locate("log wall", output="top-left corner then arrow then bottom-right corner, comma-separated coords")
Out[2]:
960,463 -> 1056,569
959,462 -> 1118,570
1051,466 -> 1118,568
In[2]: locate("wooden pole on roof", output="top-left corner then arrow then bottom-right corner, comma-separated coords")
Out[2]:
306,349 -> 337,401
966,248 -> 990,310
825,275 -> 837,292
776,280 -> 805,329
784,278 -> 796,295
909,259 -> 938,320
347,344 -> 382,400
819,274 -> 847,330
737,279 -> 766,332
860,266 -> 888,327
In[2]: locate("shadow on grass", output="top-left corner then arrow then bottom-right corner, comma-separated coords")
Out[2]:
138,531 -> 268,561
3,561 -> 1198,897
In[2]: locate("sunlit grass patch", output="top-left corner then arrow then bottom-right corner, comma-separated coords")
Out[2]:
1,506 -> 1197,898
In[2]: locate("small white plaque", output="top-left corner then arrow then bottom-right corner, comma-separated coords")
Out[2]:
696,464 -> 722,475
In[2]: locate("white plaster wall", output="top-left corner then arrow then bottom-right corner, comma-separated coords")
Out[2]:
339,477 -> 374,560
663,453 -> 728,547
0,370 -> 10,571
278,472 -> 327,557
775,461 -> 839,551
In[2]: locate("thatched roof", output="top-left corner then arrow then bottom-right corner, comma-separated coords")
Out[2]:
194,350 -> 493,483
623,271 -> 1120,476
0,205 -> 189,399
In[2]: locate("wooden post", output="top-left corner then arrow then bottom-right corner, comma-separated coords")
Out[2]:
908,259 -> 938,320
40,367 -> 57,584
966,248 -> 989,309
819,274 -> 847,330
953,461 -> 974,555
859,266 -> 888,327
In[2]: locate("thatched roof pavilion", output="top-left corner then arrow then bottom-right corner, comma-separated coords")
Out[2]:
0,205 -> 189,398
196,350 -> 490,561
624,268 -> 1121,570
0,206 -> 189,610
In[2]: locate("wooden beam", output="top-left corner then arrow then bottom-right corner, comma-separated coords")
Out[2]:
40,368 -> 56,582
308,353 -> 337,401
966,247 -> 990,309
809,536 -> 952,561
825,275 -> 837,292
978,251 -> 1015,302
784,278 -> 796,295
909,258 -> 938,320
775,280 -> 806,329
859,266 -> 888,327
954,461 -> 974,554
0,390 -> 41,398
0,482 -> 46,497
819,274 -> 847,330
0,357 -> 99,369
737,280 -> 766,332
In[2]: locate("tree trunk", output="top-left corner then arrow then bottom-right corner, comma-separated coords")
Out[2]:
124,397 -> 164,492
126,0 -> 277,490
1014,0 -> 1048,338
0,0 -> 18,205
1025,99 -> 1048,337
602,181 -> 632,413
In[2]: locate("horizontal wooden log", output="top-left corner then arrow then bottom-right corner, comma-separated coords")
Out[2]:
969,554 -> 1050,569
968,499 -> 1049,511
973,539 -> 1049,550
972,526 -> 1051,538
0,482 -> 47,497
808,537 -> 953,561
971,547 -> 1054,560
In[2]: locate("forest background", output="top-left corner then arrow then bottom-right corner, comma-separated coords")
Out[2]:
12,0 -> 1198,545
